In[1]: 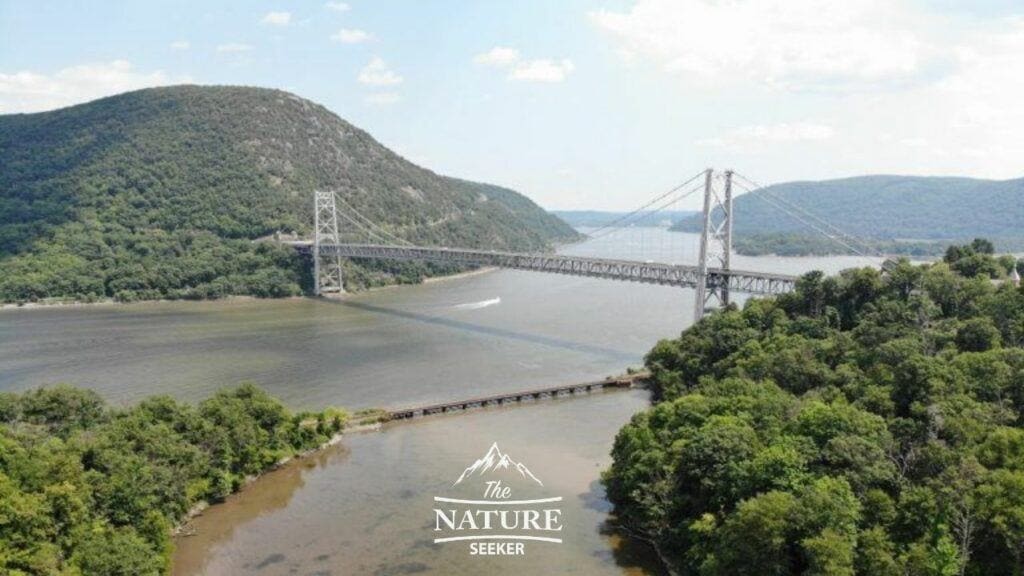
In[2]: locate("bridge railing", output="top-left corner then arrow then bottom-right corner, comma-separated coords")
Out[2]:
287,242 -> 796,296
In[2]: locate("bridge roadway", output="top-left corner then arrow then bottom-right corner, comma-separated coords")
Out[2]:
288,242 -> 797,296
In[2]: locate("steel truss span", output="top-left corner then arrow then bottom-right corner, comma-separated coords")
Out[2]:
314,243 -> 796,296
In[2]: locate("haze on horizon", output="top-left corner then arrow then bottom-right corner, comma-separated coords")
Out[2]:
2,0 -> 1023,211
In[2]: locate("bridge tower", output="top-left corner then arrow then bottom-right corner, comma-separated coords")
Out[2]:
313,190 -> 345,295
693,169 -> 734,321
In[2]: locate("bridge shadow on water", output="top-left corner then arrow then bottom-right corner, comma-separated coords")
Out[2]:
330,299 -> 638,363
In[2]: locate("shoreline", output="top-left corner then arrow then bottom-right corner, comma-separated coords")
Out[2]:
172,419 -> 384,537
0,267 -> 500,313
0,293 -> 278,313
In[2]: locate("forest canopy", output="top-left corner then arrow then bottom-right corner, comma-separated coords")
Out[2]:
605,241 -> 1024,575
0,85 -> 578,304
0,384 -> 347,575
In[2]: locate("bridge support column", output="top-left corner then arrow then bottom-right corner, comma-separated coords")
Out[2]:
694,169 -> 734,321
314,190 -> 345,295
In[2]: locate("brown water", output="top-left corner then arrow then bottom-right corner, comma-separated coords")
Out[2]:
0,230 -> 883,575
172,390 -> 665,576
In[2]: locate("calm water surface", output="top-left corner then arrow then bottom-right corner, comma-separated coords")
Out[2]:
172,391 -> 666,576
0,230 -> 882,575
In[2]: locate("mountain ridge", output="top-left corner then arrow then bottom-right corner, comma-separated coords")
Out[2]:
672,173 -> 1024,254
0,85 -> 579,302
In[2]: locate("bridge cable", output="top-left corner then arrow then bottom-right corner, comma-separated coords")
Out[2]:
734,173 -> 880,256
332,192 -> 414,246
331,192 -> 416,247
584,169 -> 708,239
731,180 -> 878,262
732,179 -> 872,259
732,173 -> 883,258
587,179 -> 707,242
329,201 -> 397,245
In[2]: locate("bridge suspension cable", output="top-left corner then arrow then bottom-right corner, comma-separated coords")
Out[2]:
331,192 -> 415,247
734,180 -> 874,260
584,169 -> 708,239
733,172 -> 881,257
588,181 -> 705,245
328,199 -> 397,245
731,172 -> 883,261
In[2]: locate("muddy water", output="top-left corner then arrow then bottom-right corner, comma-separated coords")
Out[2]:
172,390 -> 666,576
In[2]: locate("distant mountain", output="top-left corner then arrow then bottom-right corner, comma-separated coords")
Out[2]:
0,86 -> 579,302
453,442 -> 543,487
672,175 -> 1024,255
553,210 -> 696,228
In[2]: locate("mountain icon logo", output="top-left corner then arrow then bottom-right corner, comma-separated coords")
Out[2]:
453,442 -> 543,487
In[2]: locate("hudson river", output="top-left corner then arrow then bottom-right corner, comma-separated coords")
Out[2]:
0,230 -> 881,575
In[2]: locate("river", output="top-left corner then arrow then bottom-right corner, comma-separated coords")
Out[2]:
0,229 -> 883,575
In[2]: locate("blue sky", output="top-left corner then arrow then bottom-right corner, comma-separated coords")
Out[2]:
2,0 -> 1024,210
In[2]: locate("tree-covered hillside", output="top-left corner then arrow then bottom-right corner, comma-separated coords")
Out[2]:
0,85 -> 578,303
673,175 -> 1024,256
605,243 -> 1024,575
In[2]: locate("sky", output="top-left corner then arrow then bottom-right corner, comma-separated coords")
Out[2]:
2,0 -> 1024,211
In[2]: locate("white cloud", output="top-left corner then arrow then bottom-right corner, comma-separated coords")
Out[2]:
170,40 -> 190,51
261,11 -> 291,26
698,122 -> 836,149
582,1 -> 1024,181
324,1 -> 350,13
217,43 -> 254,53
473,47 -> 575,83
474,47 -> 520,67
332,28 -> 371,44
509,59 -> 574,83
357,57 -> 402,86
589,0 -> 946,92
364,92 -> 401,105
0,60 -> 188,114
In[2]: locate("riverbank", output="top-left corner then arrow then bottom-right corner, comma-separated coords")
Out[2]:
0,267 -> 500,312
0,293 -> 277,312
173,417 -> 385,537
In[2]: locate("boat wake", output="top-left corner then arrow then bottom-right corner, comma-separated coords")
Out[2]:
452,297 -> 501,311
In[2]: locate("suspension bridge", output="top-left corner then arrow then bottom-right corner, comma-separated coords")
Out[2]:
286,168 -> 883,320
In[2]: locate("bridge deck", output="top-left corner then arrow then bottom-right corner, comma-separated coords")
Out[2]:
287,242 -> 797,296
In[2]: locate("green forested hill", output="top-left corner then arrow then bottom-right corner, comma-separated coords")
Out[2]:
673,175 -> 1024,255
606,245 -> 1024,575
0,85 -> 578,302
